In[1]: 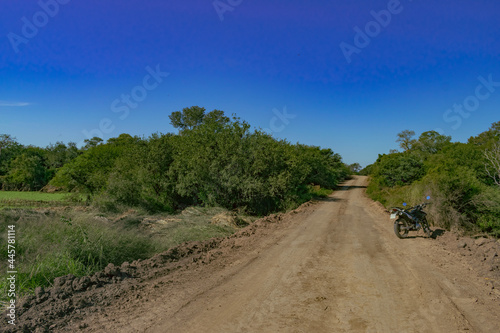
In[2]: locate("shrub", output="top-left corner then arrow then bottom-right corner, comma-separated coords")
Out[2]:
372,153 -> 424,187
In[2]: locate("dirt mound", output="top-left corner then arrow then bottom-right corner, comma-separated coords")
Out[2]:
439,233 -> 500,281
0,209 -> 291,333
211,212 -> 251,227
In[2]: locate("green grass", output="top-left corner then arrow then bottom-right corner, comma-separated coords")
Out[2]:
0,191 -> 70,202
0,191 -> 82,209
310,187 -> 334,198
0,207 -> 241,309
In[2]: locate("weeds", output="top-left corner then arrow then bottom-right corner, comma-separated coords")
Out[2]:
0,206 -> 242,306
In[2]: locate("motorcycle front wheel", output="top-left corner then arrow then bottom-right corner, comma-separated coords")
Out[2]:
394,219 -> 409,239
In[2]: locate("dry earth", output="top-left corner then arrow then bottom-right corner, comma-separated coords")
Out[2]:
2,176 -> 500,332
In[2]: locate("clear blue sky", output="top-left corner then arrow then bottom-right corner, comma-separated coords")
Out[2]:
1,0 -> 499,167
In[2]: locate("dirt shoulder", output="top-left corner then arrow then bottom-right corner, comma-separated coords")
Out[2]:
2,176 -> 500,332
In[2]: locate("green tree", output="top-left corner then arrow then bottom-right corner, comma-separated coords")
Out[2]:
348,163 -> 362,174
169,106 -> 206,131
83,137 -> 104,150
4,152 -> 48,190
373,153 -> 424,186
0,135 -> 23,177
468,121 -> 500,146
107,133 -> 141,146
106,134 -> 176,211
169,107 -> 232,132
45,141 -> 80,170
414,131 -> 451,155
396,130 -> 416,152
50,142 -> 124,195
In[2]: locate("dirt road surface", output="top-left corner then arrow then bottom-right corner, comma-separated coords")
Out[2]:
19,176 -> 500,332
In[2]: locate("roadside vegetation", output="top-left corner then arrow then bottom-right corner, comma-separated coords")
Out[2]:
1,107 -> 349,215
363,121 -> 500,237
0,207 -> 238,307
0,107 -> 350,307
49,107 -> 349,215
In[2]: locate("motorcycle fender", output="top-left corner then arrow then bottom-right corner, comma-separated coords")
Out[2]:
394,219 -> 405,228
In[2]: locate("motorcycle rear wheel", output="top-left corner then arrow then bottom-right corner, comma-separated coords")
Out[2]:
394,219 -> 409,239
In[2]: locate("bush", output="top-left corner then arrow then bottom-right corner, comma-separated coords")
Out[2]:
372,153 -> 424,187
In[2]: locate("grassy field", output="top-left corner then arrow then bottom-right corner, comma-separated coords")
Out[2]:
0,191 -> 71,201
0,191 -> 78,208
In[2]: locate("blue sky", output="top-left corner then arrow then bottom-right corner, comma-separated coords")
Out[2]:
1,0 -> 499,166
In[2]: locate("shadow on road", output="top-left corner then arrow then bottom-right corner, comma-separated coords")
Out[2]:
338,185 -> 367,190
400,229 -> 446,240
316,197 -> 341,203
430,229 -> 446,239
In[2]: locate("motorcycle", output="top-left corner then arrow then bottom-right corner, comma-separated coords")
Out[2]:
390,196 -> 432,239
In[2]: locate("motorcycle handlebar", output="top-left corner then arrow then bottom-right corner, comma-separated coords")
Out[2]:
406,202 -> 429,210
392,201 -> 430,211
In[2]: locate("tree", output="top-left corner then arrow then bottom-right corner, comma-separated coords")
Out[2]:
468,121 -> 500,146
169,106 -> 206,131
348,163 -> 362,174
107,134 -> 176,211
5,152 -> 48,190
203,109 -> 230,126
484,141 -> 500,186
45,142 -> 71,169
168,107 -> 232,132
0,134 -> 16,155
50,143 -> 123,194
373,153 -> 424,186
396,130 -> 416,152
414,131 -> 451,155
107,133 -> 140,146
0,135 -> 23,178
83,137 -> 103,150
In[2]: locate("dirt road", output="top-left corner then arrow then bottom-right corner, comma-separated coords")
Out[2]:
60,176 -> 500,332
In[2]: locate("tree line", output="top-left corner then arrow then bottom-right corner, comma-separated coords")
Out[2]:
363,121 -> 500,236
1,107 -> 350,215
